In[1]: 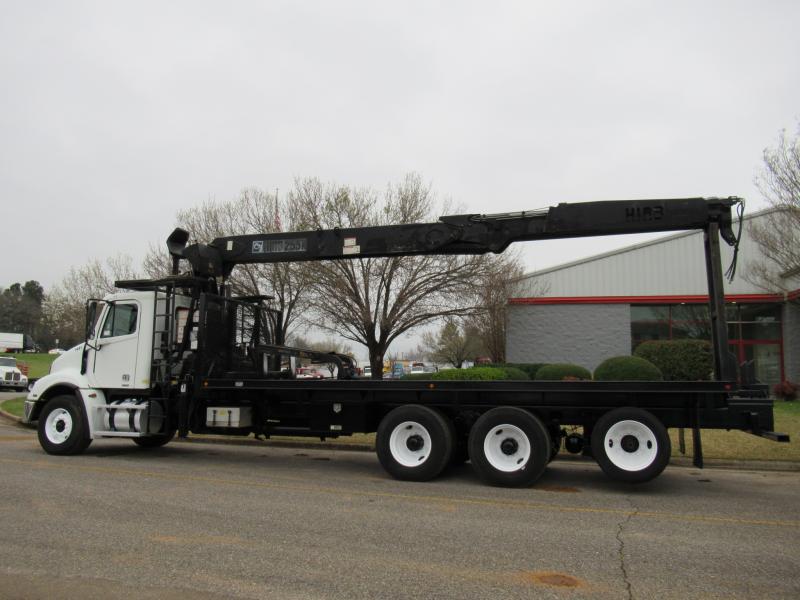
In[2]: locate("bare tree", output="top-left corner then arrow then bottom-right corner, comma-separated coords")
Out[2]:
143,188 -> 311,342
745,124 -> 800,295
44,255 -> 138,348
418,318 -> 482,368
465,252 -> 527,363
289,174 -> 486,379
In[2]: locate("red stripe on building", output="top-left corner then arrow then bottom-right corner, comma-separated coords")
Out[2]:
509,293 -> 795,305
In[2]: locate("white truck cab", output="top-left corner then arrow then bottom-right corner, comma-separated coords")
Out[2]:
23,290 -> 190,454
0,356 -> 28,391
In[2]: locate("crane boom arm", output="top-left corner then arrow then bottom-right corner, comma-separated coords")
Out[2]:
168,196 -> 740,279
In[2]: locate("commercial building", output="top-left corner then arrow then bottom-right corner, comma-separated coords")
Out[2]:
507,209 -> 799,386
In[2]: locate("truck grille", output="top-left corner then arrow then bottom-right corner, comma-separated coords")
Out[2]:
3,373 -> 10,381
3,373 -> 20,381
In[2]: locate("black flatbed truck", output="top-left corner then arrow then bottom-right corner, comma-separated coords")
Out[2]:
23,196 -> 789,487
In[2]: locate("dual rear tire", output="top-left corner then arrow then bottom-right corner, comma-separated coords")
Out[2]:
377,405 -> 552,487
376,405 -> 671,486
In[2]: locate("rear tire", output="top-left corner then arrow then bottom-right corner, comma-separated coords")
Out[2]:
376,405 -> 454,481
591,407 -> 670,483
468,407 -> 551,487
37,395 -> 92,455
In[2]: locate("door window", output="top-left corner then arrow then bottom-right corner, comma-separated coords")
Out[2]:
101,304 -> 139,338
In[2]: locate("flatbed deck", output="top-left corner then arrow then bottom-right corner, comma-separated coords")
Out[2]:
199,377 -> 776,433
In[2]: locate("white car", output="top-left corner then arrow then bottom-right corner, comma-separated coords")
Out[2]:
48,348 -> 66,355
0,356 -> 29,391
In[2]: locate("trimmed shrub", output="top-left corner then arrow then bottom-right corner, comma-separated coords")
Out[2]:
594,356 -> 663,381
400,373 -> 430,381
400,365 -> 534,381
634,340 -> 713,381
485,363 -> 548,379
495,366 -> 530,380
430,367 -> 508,381
535,363 -> 592,381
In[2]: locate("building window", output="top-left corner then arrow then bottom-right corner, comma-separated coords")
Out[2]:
631,303 -> 783,385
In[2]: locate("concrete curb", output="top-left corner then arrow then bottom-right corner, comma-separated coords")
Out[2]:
2,400 -> 797,471
0,406 -> 28,426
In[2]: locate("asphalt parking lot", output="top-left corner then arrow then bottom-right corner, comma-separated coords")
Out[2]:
0,418 -> 798,600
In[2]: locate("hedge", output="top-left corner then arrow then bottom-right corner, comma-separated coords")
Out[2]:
400,373 -> 430,380
484,363 -> 548,379
534,363 -> 592,381
634,339 -> 713,381
594,356 -> 663,381
495,366 -> 530,380
430,367 -> 509,381
401,366 -> 531,381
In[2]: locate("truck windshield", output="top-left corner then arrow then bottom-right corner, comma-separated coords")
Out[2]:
0,358 -> 16,367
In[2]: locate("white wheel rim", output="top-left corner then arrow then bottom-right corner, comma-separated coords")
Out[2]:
603,420 -> 658,472
44,408 -> 73,445
483,424 -> 531,472
388,421 -> 432,467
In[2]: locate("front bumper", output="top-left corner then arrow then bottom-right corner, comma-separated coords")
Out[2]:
22,400 -> 36,423
0,379 -> 27,389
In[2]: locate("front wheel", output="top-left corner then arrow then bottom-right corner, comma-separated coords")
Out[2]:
468,407 -> 551,487
37,395 -> 92,455
591,407 -> 671,483
376,405 -> 454,481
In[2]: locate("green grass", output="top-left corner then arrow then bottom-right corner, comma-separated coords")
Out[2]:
1,352 -> 58,379
0,398 -> 25,418
669,401 -> 799,462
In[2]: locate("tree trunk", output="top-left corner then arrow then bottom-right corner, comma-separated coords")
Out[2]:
369,344 -> 386,380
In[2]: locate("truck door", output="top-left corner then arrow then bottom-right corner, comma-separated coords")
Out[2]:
88,301 -> 141,390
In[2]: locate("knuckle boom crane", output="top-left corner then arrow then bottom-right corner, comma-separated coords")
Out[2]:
23,196 -> 788,487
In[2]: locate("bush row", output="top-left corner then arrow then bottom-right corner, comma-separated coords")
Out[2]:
401,340 -> 715,382
482,363 -> 549,379
634,339 -> 713,381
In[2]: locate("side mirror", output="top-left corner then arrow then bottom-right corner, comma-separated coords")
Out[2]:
81,299 -> 103,375
86,301 -> 99,338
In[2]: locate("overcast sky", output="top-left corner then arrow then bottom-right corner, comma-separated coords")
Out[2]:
1,2 -> 798,310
